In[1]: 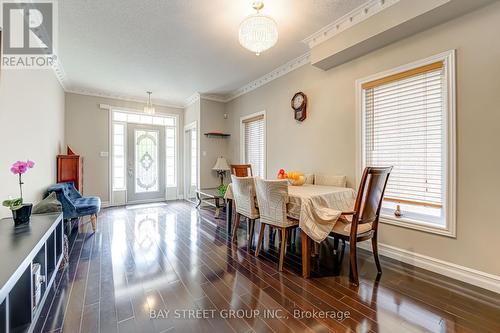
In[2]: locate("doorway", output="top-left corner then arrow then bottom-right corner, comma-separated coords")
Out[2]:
110,109 -> 178,206
184,122 -> 198,203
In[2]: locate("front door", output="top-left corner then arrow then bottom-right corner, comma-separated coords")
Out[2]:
127,123 -> 166,203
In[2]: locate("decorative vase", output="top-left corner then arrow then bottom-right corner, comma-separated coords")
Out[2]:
12,203 -> 33,226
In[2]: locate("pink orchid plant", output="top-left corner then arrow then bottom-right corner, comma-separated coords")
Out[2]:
2,160 -> 35,210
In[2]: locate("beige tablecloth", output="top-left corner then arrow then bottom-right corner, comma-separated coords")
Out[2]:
225,183 -> 356,243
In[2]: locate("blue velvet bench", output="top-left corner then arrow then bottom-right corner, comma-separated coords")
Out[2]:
46,182 -> 101,232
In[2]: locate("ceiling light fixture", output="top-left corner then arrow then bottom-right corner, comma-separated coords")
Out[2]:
144,91 -> 155,115
239,1 -> 278,56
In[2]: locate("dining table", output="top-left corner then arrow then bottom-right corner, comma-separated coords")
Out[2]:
224,182 -> 356,278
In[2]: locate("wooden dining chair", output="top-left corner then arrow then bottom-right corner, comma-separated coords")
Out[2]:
230,164 -> 253,177
254,178 -> 299,272
230,175 -> 259,248
329,166 -> 392,286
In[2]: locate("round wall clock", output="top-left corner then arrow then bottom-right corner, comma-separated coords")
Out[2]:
291,92 -> 307,121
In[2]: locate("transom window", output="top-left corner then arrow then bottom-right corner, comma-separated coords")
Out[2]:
359,51 -> 456,236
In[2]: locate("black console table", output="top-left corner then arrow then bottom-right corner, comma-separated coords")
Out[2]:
0,213 -> 64,333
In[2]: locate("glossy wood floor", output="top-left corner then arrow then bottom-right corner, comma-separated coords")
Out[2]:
35,201 -> 500,333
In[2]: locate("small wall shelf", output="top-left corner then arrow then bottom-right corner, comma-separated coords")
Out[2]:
204,132 -> 230,138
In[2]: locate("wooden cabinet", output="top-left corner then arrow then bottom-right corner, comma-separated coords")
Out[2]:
57,146 -> 83,192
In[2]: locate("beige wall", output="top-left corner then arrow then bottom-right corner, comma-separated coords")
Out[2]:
184,98 -> 230,189
0,69 -> 65,218
65,93 -> 183,202
184,98 -> 200,127
200,99 -> 229,188
225,2 -> 500,276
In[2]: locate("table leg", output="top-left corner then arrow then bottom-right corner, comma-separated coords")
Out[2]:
214,198 -> 220,219
195,192 -> 202,208
226,199 -> 233,234
301,230 -> 311,278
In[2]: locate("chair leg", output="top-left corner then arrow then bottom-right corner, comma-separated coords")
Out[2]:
255,223 -> 266,257
349,239 -> 359,285
90,214 -> 97,232
372,236 -> 382,274
232,213 -> 241,242
279,227 -> 288,272
247,219 -> 255,249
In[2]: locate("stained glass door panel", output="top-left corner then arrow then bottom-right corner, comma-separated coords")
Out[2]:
127,124 -> 165,203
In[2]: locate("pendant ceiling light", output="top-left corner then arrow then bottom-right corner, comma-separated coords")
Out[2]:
144,91 -> 155,115
239,1 -> 278,56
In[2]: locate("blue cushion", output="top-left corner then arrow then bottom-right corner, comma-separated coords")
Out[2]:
74,196 -> 101,216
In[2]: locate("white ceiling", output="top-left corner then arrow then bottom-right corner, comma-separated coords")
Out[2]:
58,0 -> 367,106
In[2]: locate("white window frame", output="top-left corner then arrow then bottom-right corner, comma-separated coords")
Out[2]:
240,110 -> 266,178
112,122 -> 127,191
356,50 -> 456,237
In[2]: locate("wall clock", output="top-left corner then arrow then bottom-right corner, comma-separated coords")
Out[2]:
291,92 -> 307,122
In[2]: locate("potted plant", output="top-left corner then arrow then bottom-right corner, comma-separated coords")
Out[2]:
217,183 -> 228,197
2,160 -> 35,226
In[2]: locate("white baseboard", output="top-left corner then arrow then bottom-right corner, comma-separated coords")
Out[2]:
101,201 -> 110,208
358,242 -> 500,294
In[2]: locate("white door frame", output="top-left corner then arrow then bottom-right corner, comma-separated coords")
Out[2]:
105,105 -> 180,206
183,121 -> 199,202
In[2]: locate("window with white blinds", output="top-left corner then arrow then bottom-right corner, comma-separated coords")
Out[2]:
360,52 -> 456,235
364,61 -> 444,207
242,114 -> 265,178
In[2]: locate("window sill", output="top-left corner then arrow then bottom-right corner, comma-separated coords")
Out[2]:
380,215 -> 456,238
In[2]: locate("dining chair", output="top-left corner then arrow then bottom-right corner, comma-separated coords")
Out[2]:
254,178 -> 299,272
230,164 -> 253,177
230,175 -> 259,247
329,166 -> 392,286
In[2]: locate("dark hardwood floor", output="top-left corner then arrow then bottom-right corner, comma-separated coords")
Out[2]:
35,201 -> 500,333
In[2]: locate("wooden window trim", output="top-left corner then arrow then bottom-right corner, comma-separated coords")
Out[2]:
362,61 -> 443,90
242,114 -> 264,124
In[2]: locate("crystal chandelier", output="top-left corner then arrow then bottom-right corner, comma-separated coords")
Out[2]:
144,91 -> 155,115
239,1 -> 278,56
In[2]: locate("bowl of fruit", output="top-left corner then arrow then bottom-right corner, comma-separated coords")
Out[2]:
287,171 -> 306,186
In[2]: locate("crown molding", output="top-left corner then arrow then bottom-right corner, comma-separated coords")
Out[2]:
225,52 -> 311,102
183,92 -> 229,107
302,0 -> 400,49
200,94 -> 228,103
65,88 -> 184,109
51,53 -> 70,90
184,92 -> 201,107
